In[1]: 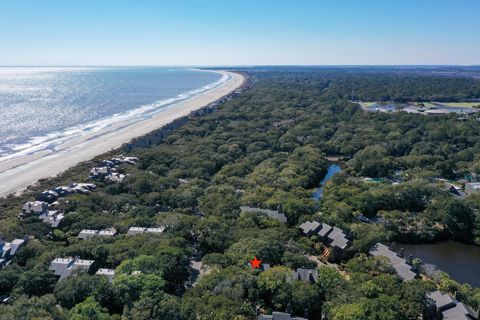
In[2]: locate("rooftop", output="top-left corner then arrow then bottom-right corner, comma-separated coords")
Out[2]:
370,243 -> 416,281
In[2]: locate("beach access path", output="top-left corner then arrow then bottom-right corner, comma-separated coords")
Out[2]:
0,71 -> 244,197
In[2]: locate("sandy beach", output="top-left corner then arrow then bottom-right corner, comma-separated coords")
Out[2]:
0,70 -> 244,197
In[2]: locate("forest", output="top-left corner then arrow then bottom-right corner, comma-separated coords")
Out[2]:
1,70 -> 480,319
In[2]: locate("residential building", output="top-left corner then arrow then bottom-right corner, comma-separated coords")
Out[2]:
426,290 -> 478,320
369,243 -> 416,281
21,201 -> 48,216
49,257 -> 95,281
292,268 -> 317,283
258,312 -> 308,320
96,268 -> 115,283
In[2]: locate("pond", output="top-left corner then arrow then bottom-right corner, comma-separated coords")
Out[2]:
392,241 -> 480,287
313,164 -> 341,201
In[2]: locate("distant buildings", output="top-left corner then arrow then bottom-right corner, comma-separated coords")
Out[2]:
77,228 -> 116,240
369,243 -> 417,281
49,257 -> 95,281
426,290 -> 478,320
258,312 -> 307,320
127,226 -> 165,236
240,206 -> 287,223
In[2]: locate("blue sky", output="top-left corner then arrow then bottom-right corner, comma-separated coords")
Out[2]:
1,0 -> 479,66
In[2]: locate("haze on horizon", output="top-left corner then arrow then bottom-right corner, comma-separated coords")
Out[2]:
1,0 -> 479,66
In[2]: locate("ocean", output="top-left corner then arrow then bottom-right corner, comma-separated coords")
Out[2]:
0,67 -> 225,160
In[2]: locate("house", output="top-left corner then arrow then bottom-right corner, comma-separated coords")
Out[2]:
104,172 -> 127,182
240,206 -> 287,223
70,182 -> 96,194
300,221 -> 350,260
89,167 -> 111,180
96,268 -> 115,283
292,268 -> 317,283
369,243 -> 416,281
0,236 -> 28,267
145,227 -> 165,234
299,221 -> 322,236
426,290 -> 479,320
21,201 -> 49,216
443,302 -> 478,320
127,227 -> 147,235
38,211 -> 64,228
258,312 -> 308,320
52,186 -> 75,197
465,183 -> 480,195
49,257 -> 95,281
36,190 -> 59,203
77,229 -> 99,240
78,228 -> 116,239
127,227 -> 165,235
98,229 -> 116,237
443,183 -> 465,198
327,227 -> 349,250
317,223 -> 333,239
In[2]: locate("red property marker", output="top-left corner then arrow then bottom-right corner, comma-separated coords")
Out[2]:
250,256 -> 262,269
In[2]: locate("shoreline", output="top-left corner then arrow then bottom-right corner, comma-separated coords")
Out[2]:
0,70 -> 245,198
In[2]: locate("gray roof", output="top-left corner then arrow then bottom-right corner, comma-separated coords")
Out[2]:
299,220 -> 321,235
98,229 -> 116,236
50,257 -> 94,281
8,239 -> 25,256
370,243 -> 416,281
96,268 -> 115,282
427,291 -> 456,311
293,268 -> 317,283
240,206 -> 287,223
259,312 -> 308,320
22,201 -> 49,215
127,227 -> 147,235
327,226 -> 349,249
318,223 -> 333,237
78,229 -> 99,239
443,302 -> 478,320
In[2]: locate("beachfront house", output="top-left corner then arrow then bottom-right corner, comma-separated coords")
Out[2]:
21,201 -> 49,216
71,182 -> 96,194
37,190 -> 59,203
89,166 -> 111,181
52,186 -> 75,197
104,172 -> 127,182
49,257 -> 95,281
240,206 -> 287,223
369,243 -> 417,281
96,268 -> 115,283
258,312 -> 308,320
426,290 -> 478,320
